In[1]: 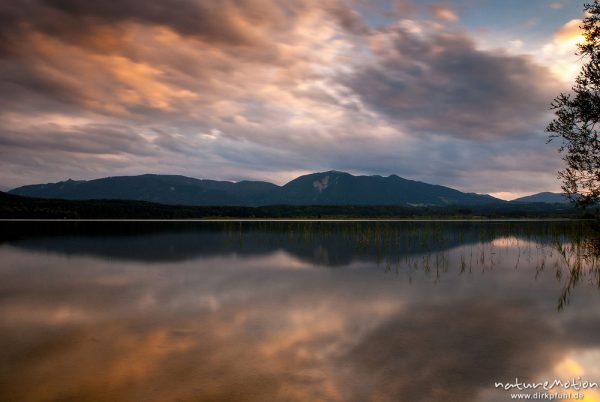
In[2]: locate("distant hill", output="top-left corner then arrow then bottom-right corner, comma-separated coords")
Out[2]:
9,174 -> 279,206
9,171 -> 503,207
272,171 -> 500,206
512,192 -> 570,204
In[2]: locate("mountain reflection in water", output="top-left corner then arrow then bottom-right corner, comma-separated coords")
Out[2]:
1,221 -> 599,402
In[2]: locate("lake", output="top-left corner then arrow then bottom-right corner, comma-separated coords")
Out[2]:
1,220 -> 599,402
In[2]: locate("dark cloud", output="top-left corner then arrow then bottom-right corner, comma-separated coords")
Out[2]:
0,0 -> 288,50
349,26 -> 560,140
326,1 -> 370,34
0,123 -> 157,156
2,0 -> 365,49
40,0 -> 276,45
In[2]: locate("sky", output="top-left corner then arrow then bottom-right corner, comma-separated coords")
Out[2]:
0,0 -> 588,199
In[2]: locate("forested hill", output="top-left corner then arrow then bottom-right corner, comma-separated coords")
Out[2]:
9,171 -> 502,207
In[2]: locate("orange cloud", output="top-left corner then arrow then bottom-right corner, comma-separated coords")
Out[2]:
554,19 -> 584,47
430,5 -> 459,22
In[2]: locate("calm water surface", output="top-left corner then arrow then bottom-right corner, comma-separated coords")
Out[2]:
1,221 -> 600,402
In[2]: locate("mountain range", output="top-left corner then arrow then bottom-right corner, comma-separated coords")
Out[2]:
511,192 -> 569,204
8,171 -> 566,207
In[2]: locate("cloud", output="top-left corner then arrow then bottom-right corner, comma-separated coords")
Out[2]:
553,19 -> 584,48
429,5 -> 459,22
348,23 -> 559,140
508,39 -> 524,50
0,122 -> 157,156
539,19 -> 585,83
0,0 -> 568,195
10,0 -> 291,46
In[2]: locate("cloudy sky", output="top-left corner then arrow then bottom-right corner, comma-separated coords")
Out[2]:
0,0 -> 587,198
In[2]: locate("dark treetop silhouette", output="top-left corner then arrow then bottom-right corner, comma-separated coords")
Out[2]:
548,0 -> 600,207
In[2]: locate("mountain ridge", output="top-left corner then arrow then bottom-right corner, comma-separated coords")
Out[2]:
10,171 -> 505,207
511,192 -> 569,204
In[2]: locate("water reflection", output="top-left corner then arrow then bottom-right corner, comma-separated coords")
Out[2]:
0,221 -> 599,402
